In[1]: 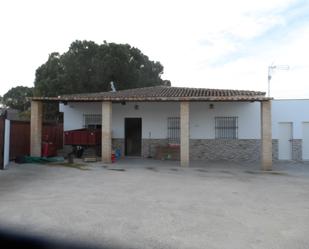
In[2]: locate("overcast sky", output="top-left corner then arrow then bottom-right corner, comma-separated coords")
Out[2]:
1,0 -> 309,98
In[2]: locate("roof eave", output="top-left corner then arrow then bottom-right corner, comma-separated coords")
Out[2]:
30,96 -> 273,102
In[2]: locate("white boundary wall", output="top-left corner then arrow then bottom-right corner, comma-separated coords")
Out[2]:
272,99 -> 309,139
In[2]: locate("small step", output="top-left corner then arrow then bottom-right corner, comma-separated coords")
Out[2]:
83,157 -> 97,162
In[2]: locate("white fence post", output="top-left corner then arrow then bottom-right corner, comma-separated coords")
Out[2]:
3,119 -> 10,169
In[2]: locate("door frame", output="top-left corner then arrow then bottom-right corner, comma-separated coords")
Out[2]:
278,122 -> 293,160
302,122 -> 309,160
124,117 -> 142,156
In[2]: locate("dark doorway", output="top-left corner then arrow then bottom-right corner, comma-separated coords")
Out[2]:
125,118 -> 142,156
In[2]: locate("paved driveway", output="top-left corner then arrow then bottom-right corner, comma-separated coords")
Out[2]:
0,159 -> 309,249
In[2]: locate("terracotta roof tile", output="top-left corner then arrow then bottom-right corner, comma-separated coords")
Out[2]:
31,86 -> 271,102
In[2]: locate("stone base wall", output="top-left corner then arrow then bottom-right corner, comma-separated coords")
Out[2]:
190,139 -> 279,162
272,139 -> 278,161
190,139 -> 261,162
292,139 -> 302,161
112,138 -> 169,158
111,138 -> 303,162
141,139 -> 169,158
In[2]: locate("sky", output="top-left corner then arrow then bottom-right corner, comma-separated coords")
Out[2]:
0,0 -> 309,99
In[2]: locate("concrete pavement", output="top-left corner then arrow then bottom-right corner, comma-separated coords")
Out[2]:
0,159 -> 308,249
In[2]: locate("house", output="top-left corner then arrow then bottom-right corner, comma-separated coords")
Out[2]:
30,86 -> 273,170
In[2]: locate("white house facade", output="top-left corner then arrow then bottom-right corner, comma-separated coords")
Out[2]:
58,99 -> 309,162
30,86 -> 273,169
59,101 -> 263,161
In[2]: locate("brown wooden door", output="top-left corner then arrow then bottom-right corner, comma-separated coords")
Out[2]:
125,118 -> 142,156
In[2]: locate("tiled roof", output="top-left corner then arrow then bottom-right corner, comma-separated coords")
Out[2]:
31,86 -> 271,102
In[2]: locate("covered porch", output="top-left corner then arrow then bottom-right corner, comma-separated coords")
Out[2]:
30,86 -> 272,170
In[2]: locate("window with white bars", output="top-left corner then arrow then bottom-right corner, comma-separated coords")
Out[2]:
215,117 -> 238,139
83,114 -> 102,129
167,117 -> 180,144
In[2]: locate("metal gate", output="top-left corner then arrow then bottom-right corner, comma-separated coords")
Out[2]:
8,121 -> 64,160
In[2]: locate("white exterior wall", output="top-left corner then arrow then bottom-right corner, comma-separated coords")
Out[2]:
60,100 -> 309,140
190,102 -> 260,139
272,100 -> 309,139
112,102 -> 179,139
60,101 -> 261,139
60,102 -> 101,131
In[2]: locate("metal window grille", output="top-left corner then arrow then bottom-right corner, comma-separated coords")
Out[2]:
215,117 -> 238,139
167,117 -> 180,144
83,114 -> 102,129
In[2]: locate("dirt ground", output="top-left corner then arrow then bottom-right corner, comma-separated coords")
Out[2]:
0,159 -> 309,249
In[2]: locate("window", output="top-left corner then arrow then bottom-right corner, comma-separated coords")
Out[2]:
215,117 -> 238,139
167,117 -> 180,144
83,114 -> 101,129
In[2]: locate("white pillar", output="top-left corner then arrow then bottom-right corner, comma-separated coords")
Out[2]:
261,101 -> 272,170
102,101 -> 112,163
30,101 -> 43,157
180,101 -> 190,167
3,119 -> 10,169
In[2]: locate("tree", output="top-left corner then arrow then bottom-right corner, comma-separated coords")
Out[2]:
2,86 -> 33,112
34,40 -> 170,97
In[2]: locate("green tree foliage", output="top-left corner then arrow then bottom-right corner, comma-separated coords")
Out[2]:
3,86 -> 33,112
34,40 -> 170,96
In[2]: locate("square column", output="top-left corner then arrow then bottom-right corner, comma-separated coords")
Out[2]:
180,101 -> 190,167
102,101 -> 112,163
30,101 -> 43,157
261,100 -> 272,170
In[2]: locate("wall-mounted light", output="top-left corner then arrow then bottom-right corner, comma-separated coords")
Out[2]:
134,104 -> 139,110
209,104 -> 214,109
